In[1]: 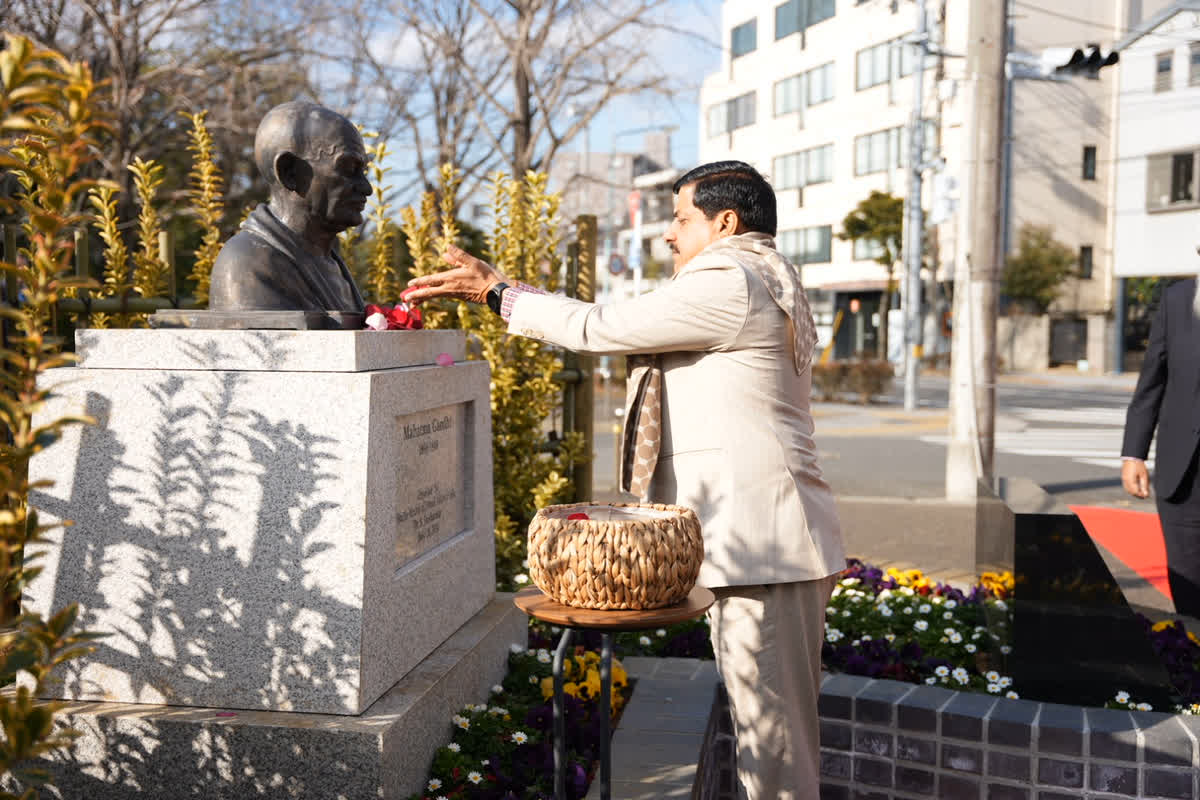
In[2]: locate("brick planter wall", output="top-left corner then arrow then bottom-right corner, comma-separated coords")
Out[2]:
818,673 -> 1200,800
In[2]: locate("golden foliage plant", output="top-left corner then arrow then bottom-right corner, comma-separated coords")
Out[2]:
400,166 -> 584,588
0,32 -> 107,797
182,111 -> 224,307
365,136 -> 398,302
128,156 -> 168,301
84,184 -> 135,329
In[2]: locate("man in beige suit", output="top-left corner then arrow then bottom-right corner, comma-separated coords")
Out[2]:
406,161 -> 846,799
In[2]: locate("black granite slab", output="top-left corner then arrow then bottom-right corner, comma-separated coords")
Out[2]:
148,310 -> 364,330
995,477 -> 1175,709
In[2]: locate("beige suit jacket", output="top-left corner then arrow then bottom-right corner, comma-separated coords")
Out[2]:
508,244 -> 845,588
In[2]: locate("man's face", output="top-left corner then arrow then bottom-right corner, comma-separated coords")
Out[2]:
663,183 -> 728,272
304,122 -> 372,232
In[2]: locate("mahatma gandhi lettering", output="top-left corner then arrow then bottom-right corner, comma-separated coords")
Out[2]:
394,402 -> 468,565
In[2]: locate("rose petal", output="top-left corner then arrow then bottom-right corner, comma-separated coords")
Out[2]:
364,312 -> 388,331
567,513 -> 590,521
399,286 -> 417,300
215,712 -> 237,717
409,307 -> 424,329
436,352 -> 455,367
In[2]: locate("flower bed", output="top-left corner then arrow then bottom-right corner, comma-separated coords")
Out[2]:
405,645 -> 632,800
826,559 -> 1200,714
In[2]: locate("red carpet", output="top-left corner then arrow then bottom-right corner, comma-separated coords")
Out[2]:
1070,505 -> 1172,602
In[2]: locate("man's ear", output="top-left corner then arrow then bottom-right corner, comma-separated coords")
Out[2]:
274,151 -> 312,195
716,209 -> 742,236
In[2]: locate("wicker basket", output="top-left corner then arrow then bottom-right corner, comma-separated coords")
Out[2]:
527,502 -> 704,610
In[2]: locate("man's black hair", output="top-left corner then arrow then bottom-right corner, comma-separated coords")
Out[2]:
672,160 -> 777,237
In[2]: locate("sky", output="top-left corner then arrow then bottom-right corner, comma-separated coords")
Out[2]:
571,0 -> 725,168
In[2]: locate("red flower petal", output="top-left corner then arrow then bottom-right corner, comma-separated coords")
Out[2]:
567,512 -> 590,521
365,303 -> 387,317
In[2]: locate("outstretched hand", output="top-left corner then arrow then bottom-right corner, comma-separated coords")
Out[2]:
403,244 -> 506,306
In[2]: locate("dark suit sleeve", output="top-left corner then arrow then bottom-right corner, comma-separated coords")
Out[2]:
1121,288 -> 1169,459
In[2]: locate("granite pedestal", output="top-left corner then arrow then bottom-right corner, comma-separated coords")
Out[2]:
22,328 -> 512,796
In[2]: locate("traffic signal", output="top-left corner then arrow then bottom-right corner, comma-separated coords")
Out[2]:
1038,44 -> 1119,79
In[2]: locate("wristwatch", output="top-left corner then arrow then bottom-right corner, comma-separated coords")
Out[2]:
486,282 -> 510,315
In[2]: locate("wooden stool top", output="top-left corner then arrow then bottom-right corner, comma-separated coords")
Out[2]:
513,586 -> 715,632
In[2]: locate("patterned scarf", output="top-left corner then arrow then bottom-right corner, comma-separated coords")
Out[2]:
619,232 -> 817,498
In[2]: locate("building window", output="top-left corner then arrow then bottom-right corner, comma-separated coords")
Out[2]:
774,62 -> 835,115
773,144 -> 834,190
854,238 -> 887,262
1190,42 -> 1200,85
856,38 -> 917,91
1082,145 -> 1097,180
1156,50 -> 1173,92
731,19 -> 757,59
1078,246 -> 1093,279
775,0 -> 836,41
778,225 -> 833,264
707,92 -> 757,138
854,126 -> 903,175
1146,149 -> 1199,210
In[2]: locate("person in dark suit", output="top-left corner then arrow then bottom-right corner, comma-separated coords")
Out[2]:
1121,277 -> 1200,618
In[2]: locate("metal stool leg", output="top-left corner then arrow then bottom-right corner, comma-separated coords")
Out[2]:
600,632 -> 613,800
552,628 -> 575,800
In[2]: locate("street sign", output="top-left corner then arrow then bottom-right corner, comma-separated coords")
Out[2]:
608,253 -> 626,276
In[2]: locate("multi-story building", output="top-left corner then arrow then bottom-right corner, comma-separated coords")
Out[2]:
697,0 -> 1145,370
1113,2 -> 1200,365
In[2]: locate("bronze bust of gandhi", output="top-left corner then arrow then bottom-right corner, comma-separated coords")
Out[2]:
208,101 -> 368,312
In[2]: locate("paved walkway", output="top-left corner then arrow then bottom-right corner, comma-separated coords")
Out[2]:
585,656 -> 720,800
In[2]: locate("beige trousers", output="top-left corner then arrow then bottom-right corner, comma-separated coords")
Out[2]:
707,575 -> 837,800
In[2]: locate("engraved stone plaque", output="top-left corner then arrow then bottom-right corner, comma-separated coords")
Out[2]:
394,402 -> 471,565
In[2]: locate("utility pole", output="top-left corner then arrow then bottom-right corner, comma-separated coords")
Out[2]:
945,0 -> 1008,500
903,0 -> 929,411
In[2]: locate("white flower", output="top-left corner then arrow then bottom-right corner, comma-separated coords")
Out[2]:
639,635 -> 652,646
365,311 -> 388,331
656,628 -> 667,637
471,703 -> 487,712
880,606 -> 894,617
468,771 -> 483,784
436,796 -> 449,800
850,595 -> 863,604
949,632 -> 963,643
999,676 -> 1012,688
944,599 -> 958,609
1136,702 -> 1153,711
529,675 -> 538,684
428,778 -> 443,791
935,665 -> 950,677
1115,691 -> 1131,704
952,668 -> 970,685
482,759 -> 489,766
915,620 -> 929,632
841,578 -> 861,587
513,574 -> 529,585
943,611 -> 954,620
993,599 -> 1008,611
919,604 -> 932,614
1006,691 -> 1019,699
884,633 -> 896,642
877,589 -> 893,601
903,607 -> 914,614
862,635 -> 873,642
965,643 -> 977,653
842,609 -> 851,617
537,651 -> 552,664
1000,645 -> 1012,655
826,629 -> 844,643
900,586 -> 915,596
550,626 -> 561,633
447,743 -> 461,753
521,559 -> 529,569
510,643 -> 524,654
511,731 -> 528,744
932,595 -> 944,605
988,683 -> 1001,693
488,706 -> 508,716
986,671 -> 1001,683
851,639 -> 861,647
925,677 -> 937,685
491,684 -> 504,694
452,714 -> 470,730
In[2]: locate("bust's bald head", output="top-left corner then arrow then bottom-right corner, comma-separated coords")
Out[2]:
254,101 -> 363,190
